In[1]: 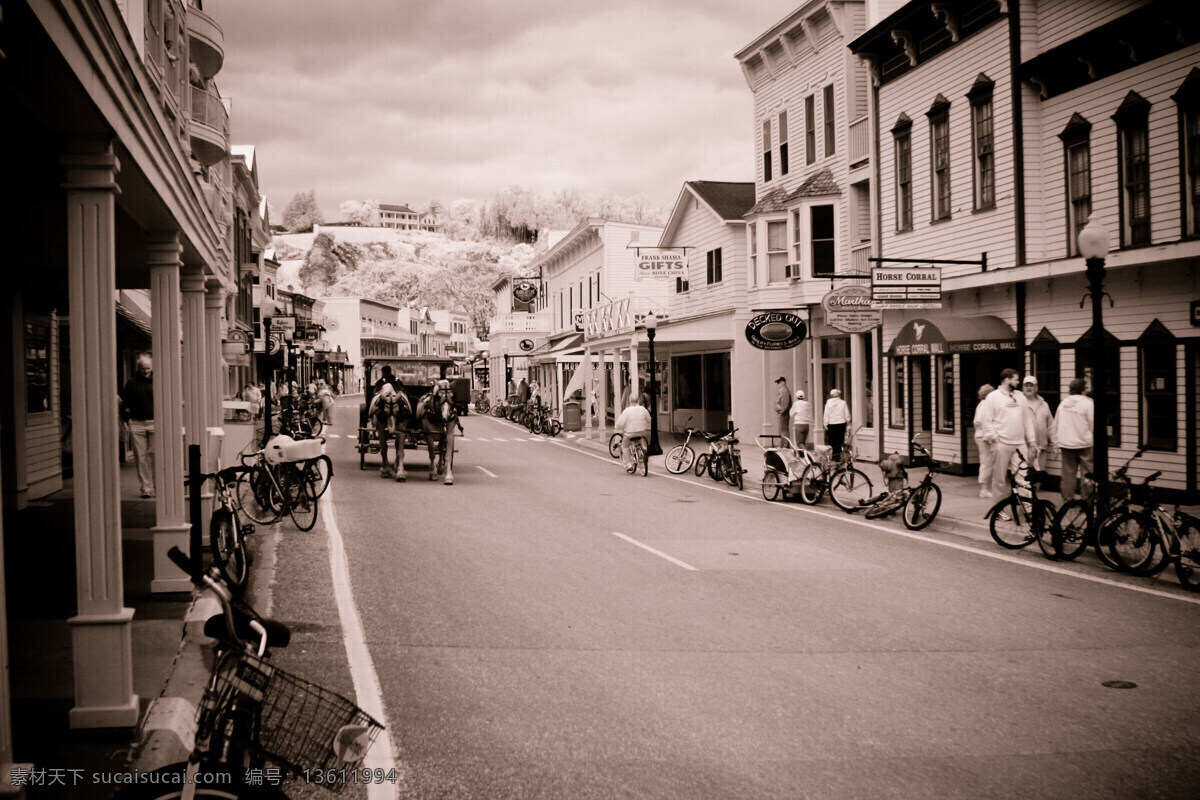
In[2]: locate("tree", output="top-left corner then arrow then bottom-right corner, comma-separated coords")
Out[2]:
339,199 -> 379,226
282,189 -> 324,233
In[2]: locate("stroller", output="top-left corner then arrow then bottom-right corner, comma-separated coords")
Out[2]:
758,434 -> 817,502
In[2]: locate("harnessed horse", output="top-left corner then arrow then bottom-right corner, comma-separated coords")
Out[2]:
415,381 -> 462,485
368,385 -> 412,481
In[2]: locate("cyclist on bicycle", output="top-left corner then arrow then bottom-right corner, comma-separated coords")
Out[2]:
614,396 -> 652,473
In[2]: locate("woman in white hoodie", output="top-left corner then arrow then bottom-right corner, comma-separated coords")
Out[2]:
1054,378 -> 1094,502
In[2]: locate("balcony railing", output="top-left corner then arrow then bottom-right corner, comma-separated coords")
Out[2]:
492,312 -> 551,333
187,3 -> 225,80
849,116 -> 870,168
582,298 -> 669,341
189,83 -> 229,165
849,242 -> 873,276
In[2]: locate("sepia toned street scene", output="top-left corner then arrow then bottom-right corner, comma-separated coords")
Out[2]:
1,1 -> 1199,798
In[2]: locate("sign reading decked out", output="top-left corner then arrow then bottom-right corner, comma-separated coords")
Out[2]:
635,251 -> 687,282
871,266 -> 942,309
745,311 -> 807,351
822,285 -> 882,333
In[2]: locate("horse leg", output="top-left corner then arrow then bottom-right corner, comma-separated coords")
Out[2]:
425,430 -> 438,480
379,431 -> 392,478
443,428 -> 455,485
394,429 -> 406,482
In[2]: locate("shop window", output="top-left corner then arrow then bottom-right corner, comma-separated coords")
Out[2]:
674,354 -> 703,409
936,355 -> 954,433
1139,321 -> 1176,451
1030,340 -> 1061,414
892,115 -> 913,232
822,336 -> 851,412
703,352 -> 731,412
1075,331 -> 1121,447
1173,68 -> 1200,237
928,96 -> 952,221
968,75 -> 995,210
864,333 -> 874,428
889,358 -> 905,429
25,320 -> 52,415
767,220 -> 788,284
1114,92 -> 1151,246
1059,114 -> 1092,255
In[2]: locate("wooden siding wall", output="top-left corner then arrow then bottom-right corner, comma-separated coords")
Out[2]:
1034,0 -> 1150,55
664,196 -> 747,322
546,238 -> 603,337
1031,47 -> 1200,263
877,22 -> 1016,276
602,223 -> 671,308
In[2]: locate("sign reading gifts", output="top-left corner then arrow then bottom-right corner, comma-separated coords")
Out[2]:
871,266 -> 942,309
635,251 -> 686,281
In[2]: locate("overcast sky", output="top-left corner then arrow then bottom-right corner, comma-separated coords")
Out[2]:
205,0 -> 791,220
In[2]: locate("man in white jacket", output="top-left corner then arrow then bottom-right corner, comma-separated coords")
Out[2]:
1054,378 -> 1094,502
977,369 -> 1036,499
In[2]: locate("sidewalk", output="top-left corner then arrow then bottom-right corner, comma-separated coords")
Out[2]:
6,455 -> 203,798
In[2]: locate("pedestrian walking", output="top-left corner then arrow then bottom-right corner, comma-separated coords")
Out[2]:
1055,378 -> 1094,502
121,354 -> 156,498
1021,375 -> 1056,470
242,383 -> 262,420
823,389 -> 851,459
773,376 -> 791,437
972,383 -> 996,498
789,389 -> 811,449
976,369 -> 1036,503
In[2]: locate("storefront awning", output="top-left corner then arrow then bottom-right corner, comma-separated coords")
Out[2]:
888,316 -> 1018,356
531,333 -> 584,363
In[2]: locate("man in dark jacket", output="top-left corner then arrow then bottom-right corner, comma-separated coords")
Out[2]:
120,354 -> 155,498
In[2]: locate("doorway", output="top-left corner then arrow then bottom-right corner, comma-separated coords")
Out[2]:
908,356 -> 931,455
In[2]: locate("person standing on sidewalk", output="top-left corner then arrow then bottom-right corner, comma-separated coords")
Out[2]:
973,383 -> 996,498
773,377 -> 791,436
1021,375 -> 1056,470
1054,378 -> 1094,502
824,389 -> 851,460
789,389 -> 811,449
121,354 -> 156,498
977,369 -> 1036,501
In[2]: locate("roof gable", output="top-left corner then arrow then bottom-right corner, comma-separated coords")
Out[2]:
660,181 -> 755,245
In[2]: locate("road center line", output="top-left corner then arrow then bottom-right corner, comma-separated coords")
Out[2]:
540,435 -> 1200,605
476,465 -> 498,478
322,485 -> 400,799
612,532 -> 698,571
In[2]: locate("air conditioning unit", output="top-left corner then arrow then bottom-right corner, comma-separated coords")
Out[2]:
785,264 -> 803,279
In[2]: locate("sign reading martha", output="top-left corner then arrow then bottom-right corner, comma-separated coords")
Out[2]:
745,312 -> 808,351
512,279 -> 539,304
822,285 -> 882,333
518,339 -> 535,352
635,251 -> 687,282
871,266 -> 942,309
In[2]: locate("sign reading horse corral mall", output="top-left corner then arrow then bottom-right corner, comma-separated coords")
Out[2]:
745,312 -> 807,351
635,251 -> 686,282
822,285 -> 882,333
871,266 -> 942,309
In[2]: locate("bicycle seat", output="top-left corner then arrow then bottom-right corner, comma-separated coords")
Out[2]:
204,610 -> 291,649
1025,469 -> 1050,484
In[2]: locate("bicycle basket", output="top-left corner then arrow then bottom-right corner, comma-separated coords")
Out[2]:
199,651 -> 383,792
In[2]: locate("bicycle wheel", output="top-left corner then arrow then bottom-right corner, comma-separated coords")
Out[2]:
1174,519 -> 1200,592
709,454 -> 725,482
1051,499 -> 1093,561
609,433 -> 623,458
210,507 -> 248,590
762,470 -> 783,501
829,467 -> 873,512
989,496 -> 1036,549
491,404 -> 505,417
638,443 -> 648,477
1031,500 -> 1068,560
1094,509 -> 1133,571
307,415 -> 323,436
798,463 -> 825,505
723,453 -> 741,488
235,467 -> 279,525
694,452 -> 709,477
664,445 -> 695,475
1103,511 -> 1157,573
902,483 -> 943,530
865,492 -> 905,520
281,465 -> 319,531
546,419 -> 562,437
305,454 -> 333,498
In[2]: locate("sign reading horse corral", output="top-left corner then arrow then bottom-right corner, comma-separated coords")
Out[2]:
871,266 -> 942,309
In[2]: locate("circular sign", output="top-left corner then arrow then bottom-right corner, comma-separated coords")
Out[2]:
513,280 -> 538,303
325,317 -> 340,331
822,285 -> 881,333
518,339 -> 535,352
266,335 -> 282,355
745,312 -> 807,351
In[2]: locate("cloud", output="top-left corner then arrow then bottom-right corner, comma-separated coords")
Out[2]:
206,0 -> 785,218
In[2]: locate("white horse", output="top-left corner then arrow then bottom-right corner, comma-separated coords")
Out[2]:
415,381 -> 462,485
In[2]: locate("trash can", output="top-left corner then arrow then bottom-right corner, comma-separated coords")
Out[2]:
563,400 -> 582,432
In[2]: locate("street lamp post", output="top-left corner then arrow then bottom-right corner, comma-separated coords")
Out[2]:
260,295 -> 276,447
1078,220 -> 1111,500
645,311 -> 662,456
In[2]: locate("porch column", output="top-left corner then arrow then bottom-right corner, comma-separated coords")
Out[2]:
181,267 -> 209,451
614,347 -> 625,411
596,349 -> 608,436
205,285 -> 225,467
147,233 -> 190,594
62,138 -> 138,728
629,337 -> 640,401
583,347 -> 593,439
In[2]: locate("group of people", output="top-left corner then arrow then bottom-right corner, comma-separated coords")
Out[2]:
973,369 -> 1094,503
773,377 -> 851,459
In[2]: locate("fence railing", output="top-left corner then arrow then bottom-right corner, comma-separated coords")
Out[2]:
848,116 -> 870,168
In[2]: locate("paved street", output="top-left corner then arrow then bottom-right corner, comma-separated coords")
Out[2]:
272,397 -> 1200,800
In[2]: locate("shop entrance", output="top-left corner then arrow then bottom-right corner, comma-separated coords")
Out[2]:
959,352 -> 1009,473
908,356 -> 931,454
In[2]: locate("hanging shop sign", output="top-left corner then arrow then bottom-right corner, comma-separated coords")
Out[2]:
270,315 -> 296,333
1191,300 -> 1200,326
574,312 -> 584,332
822,285 -> 882,333
266,334 -> 283,355
512,279 -> 539,305
871,266 -> 942,309
635,251 -> 687,282
745,311 -> 808,351
518,339 -> 535,352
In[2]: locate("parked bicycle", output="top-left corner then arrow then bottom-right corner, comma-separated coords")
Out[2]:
985,450 -> 1060,552
665,418 -> 704,475
1048,447 -> 1146,561
193,465 -> 254,590
1101,480 -> 1200,590
112,547 -> 385,799
858,441 -> 946,530
695,429 -> 734,482
473,391 -> 491,415
798,427 -> 873,511
236,435 -> 324,531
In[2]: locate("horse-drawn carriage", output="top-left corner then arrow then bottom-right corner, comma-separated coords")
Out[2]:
357,355 -> 468,483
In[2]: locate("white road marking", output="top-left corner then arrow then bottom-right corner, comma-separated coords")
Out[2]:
327,434 -> 341,438
321,486 -> 400,799
475,437 -> 489,442
612,532 -> 698,571
476,465 -> 498,478
542,436 -> 1200,606
492,437 -> 506,442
